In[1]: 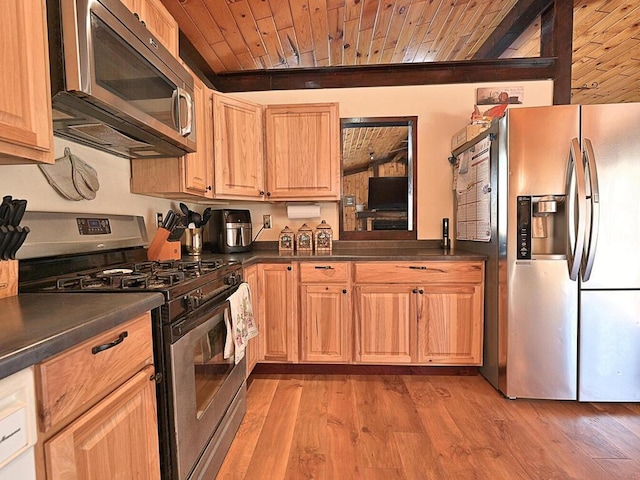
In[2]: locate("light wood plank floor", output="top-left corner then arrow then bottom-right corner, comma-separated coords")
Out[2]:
216,374 -> 640,479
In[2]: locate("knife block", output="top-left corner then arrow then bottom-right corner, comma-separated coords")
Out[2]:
0,260 -> 18,299
147,228 -> 181,261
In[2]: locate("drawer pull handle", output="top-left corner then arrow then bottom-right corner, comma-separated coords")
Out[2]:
92,331 -> 128,355
314,266 -> 334,270
409,266 -> 427,270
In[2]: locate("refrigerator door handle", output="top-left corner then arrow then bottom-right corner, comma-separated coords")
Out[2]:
565,138 -> 587,281
581,138 -> 600,282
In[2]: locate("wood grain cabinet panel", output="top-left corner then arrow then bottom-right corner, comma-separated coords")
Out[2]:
257,263 -> 298,362
212,92 -> 264,200
265,103 -> 340,200
44,365 -> 160,480
123,0 -> 178,56
0,0 -> 54,164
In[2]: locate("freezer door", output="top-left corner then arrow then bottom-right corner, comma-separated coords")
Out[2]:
579,290 -> 640,401
505,259 -> 578,400
581,103 -> 640,289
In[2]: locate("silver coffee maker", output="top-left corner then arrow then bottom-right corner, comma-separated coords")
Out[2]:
208,209 -> 253,253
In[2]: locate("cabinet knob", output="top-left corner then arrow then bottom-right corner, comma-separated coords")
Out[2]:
207,185 -> 212,191
413,289 -> 418,294
266,191 -> 272,197
419,289 -> 424,294
259,191 -> 265,196
342,289 -> 347,294
287,266 -> 292,271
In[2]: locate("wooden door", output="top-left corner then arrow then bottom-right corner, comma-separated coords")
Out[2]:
182,70 -> 212,197
416,284 -> 484,365
300,285 -> 350,363
136,0 -> 179,56
257,263 -> 297,362
264,103 -> 340,200
243,264 -> 259,375
0,0 -> 53,164
45,365 -> 161,480
354,285 -> 416,364
213,92 -> 264,200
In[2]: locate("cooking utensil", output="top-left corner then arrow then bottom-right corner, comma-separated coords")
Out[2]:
8,226 -> 29,260
191,212 -> 202,227
201,208 -> 212,227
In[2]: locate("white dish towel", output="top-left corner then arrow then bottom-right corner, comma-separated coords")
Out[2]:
224,282 -> 258,364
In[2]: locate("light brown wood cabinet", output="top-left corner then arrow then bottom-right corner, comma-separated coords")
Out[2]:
212,92 -> 264,200
121,0 -> 179,56
243,264 -> 259,376
0,0 -> 54,165
130,68 -> 213,199
257,263 -> 298,362
353,261 -> 484,365
264,103 -> 341,200
299,262 -> 351,363
35,313 -> 160,479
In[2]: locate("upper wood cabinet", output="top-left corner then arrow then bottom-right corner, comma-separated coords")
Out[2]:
130,68 -> 213,200
0,0 -> 54,165
264,103 -> 341,200
212,92 -> 264,200
121,0 -> 179,57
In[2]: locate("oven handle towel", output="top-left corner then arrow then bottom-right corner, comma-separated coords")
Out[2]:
224,282 -> 258,364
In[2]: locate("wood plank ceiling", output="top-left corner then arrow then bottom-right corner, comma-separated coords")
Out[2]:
162,0 -> 640,105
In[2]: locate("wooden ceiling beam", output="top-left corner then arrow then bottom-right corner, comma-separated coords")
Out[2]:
199,58 -> 556,92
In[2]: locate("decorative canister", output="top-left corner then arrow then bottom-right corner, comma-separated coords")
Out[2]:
314,220 -> 333,252
278,226 -> 294,253
296,223 -> 313,252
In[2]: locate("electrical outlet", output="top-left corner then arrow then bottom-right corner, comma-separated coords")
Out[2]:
263,214 -> 272,229
157,212 -> 163,227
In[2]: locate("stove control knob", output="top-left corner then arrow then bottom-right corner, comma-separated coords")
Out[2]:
226,272 -> 240,286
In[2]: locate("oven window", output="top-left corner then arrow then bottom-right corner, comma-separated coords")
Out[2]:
91,14 -> 177,130
193,316 -> 234,417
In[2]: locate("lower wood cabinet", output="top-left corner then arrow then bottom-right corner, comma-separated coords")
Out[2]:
257,263 -> 298,362
35,313 -> 160,479
243,263 -> 259,376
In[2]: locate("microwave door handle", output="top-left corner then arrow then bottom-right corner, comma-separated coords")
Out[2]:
177,88 -> 193,137
565,138 -> 587,281
581,138 -> 600,282
171,89 -> 179,131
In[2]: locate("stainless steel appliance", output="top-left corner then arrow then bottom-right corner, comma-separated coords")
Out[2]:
208,210 -> 253,254
47,0 -> 196,158
17,212 -> 246,479
453,104 -> 640,401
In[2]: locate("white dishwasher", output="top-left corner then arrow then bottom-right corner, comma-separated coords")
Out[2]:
0,367 -> 37,480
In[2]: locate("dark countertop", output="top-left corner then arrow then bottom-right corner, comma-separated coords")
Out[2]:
0,292 -> 163,380
203,245 -> 487,266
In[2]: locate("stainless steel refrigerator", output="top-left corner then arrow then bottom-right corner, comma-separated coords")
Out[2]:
453,104 -> 640,401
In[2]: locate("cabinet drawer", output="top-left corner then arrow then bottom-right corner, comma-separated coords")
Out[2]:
354,261 -> 483,284
299,262 -> 349,283
37,313 -> 153,432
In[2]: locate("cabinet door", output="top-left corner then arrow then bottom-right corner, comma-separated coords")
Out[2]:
417,285 -> 484,365
45,365 -> 161,480
213,93 -> 264,200
300,285 -> 350,363
182,69 -> 212,197
265,103 -> 340,200
257,263 -> 297,362
354,285 -> 416,364
243,264 -> 259,376
0,0 -> 53,164
135,0 -> 179,56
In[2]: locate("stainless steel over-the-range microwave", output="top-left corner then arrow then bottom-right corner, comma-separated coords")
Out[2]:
47,0 -> 197,158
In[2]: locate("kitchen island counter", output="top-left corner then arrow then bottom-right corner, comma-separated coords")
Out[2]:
0,292 -> 164,380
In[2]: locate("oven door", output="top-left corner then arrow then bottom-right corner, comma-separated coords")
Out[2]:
168,300 -> 246,480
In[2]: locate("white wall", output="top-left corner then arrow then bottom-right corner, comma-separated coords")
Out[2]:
233,80 -> 553,240
0,81 -> 553,242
